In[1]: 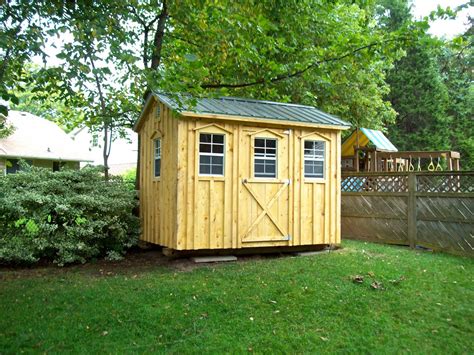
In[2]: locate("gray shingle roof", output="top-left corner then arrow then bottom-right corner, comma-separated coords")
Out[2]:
155,93 -> 350,128
0,111 -> 93,162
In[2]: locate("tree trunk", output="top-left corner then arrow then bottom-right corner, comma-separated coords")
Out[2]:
135,0 -> 168,191
103,123 -> 110,180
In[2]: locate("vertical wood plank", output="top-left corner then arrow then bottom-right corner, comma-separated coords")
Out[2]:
407,173 -> 417,249
335,131 -> 342,245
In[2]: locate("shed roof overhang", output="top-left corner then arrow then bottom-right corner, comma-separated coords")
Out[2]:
134,93 -> 351,132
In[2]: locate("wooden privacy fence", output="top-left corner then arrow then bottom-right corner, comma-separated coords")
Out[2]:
341,171 -> 474,256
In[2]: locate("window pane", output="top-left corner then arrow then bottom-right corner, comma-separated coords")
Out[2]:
266,139 -> 276,149
255,163 -> 265,173
255,148 -> 265,156
212,144 -> 224,154
154,139 -> 161,159
200,155 -> 210,164
200,134 -> 212,143
266,161 -> 276,175
304,161 -> 323,178
314,141 -> 324,150
199,143 -> 212,153
211,156 -> 223,166
199,164 -> 211,175
213,134 -> 224,144
211,164 -> 223,175
314,163 -> 323,176
155,159 -> 161,177
266,147 -> 276,157
255,138 -> 265,148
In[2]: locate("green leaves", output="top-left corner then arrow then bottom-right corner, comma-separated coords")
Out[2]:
0,167 -> 139,265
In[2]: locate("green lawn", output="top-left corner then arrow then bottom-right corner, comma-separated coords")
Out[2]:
1,240 -> 472,354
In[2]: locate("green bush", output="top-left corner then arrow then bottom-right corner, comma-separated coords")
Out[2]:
121,167 -> 137,191
0,167 -> 140,265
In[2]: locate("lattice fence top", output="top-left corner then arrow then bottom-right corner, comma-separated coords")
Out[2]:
342,172 -> 474,194
342,174 -> 408,192
416,173 -> 474,193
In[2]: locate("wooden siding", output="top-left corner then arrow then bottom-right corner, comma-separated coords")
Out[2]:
173,117 -> 341,250
138,101 -> 179,247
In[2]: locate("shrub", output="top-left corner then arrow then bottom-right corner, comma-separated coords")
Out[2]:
121,167 -> 137,191
0,167 -> 140,265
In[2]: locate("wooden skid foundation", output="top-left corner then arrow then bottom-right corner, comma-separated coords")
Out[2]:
162,244 -> 335,258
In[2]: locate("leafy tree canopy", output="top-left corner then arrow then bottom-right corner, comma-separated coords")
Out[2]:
1,0 -> 471,168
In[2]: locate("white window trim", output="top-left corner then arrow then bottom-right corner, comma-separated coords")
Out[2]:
304,140 -> 325,180
154,138 -> 161,179
198,133 -> 225,177
254,137 -> 278,179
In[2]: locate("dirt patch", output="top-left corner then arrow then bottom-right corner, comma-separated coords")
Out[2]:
0,244 -> 344,280
0,247 -> 306,280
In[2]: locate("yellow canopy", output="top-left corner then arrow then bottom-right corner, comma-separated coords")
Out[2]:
342,128 -> 398,156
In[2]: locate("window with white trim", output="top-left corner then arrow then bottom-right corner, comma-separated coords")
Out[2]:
254,138 -> 277,178
154,138 -> 161,177
199,133 -> 225,175
304,140 -> 325,178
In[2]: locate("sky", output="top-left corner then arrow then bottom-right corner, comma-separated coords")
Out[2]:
412,0 -> 472,38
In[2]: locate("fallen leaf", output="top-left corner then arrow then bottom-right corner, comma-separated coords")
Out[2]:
269,300 -> 277,304
320,337 -> 329,342
368,271 -> 375,277
370,281 -> 384,290
102,331 -> 108,336
351,275 -> 364,283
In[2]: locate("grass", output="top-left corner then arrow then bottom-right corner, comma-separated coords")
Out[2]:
0,240 -> 473,354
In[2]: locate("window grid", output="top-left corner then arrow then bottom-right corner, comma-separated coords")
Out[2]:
199,133 -> 225,176
254,138 -> 277,178
154,139 -> 161,177
304,140 -> 325,179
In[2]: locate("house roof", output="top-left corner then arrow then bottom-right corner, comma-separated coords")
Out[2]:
0,111 -> 93,162
342,128 -> 398,156
134,92 -> 351,131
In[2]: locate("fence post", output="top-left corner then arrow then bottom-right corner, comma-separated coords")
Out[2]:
407,173 -> 417,249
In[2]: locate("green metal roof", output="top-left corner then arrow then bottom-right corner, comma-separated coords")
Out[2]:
155,93 -> 350,128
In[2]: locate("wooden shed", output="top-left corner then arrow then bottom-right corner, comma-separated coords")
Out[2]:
134,93 -> 350,252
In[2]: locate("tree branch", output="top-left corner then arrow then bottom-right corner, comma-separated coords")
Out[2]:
201,38 -> 407,89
